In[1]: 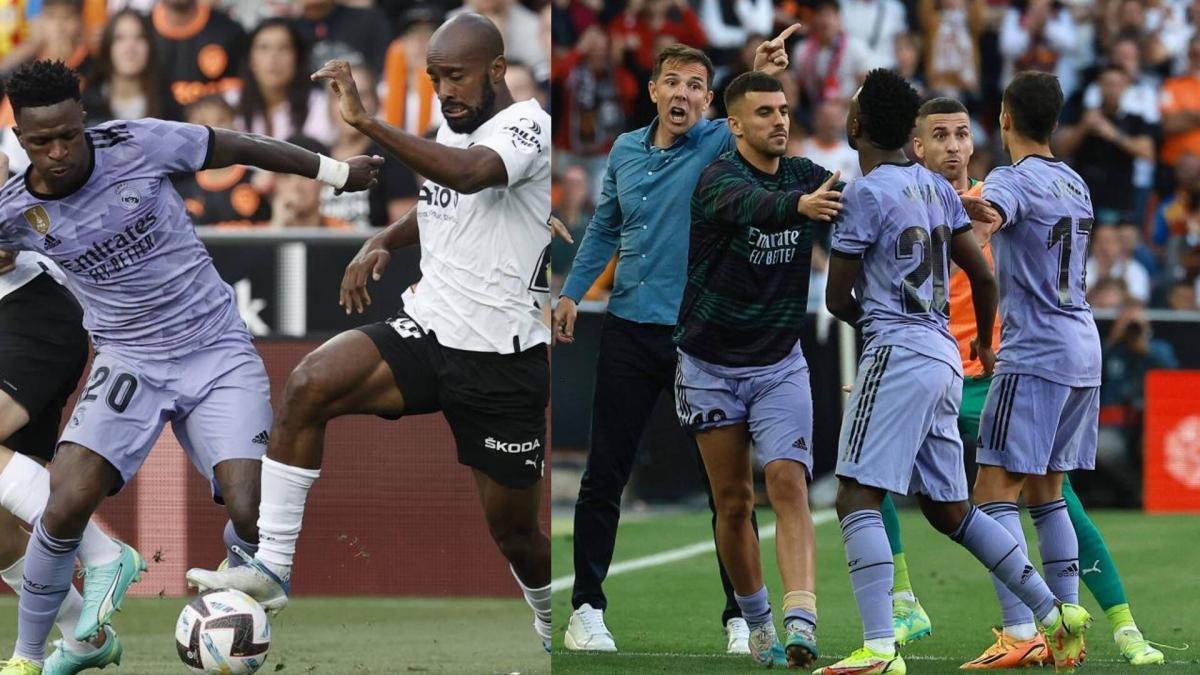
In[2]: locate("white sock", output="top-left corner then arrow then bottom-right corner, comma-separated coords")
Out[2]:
0,451 -> 123,568
76,522 -> 121,568
1003,622 -> 1039,641
893,590 -> 916,603
0,453 -> 48,523
2,556 -> 97,654
256,457 -> 320,578
865,637 -> 895,655
510,565 -> 551,636
1038,606 -> 1061,630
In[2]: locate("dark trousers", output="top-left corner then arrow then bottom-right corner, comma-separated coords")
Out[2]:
571,313 -> 759,625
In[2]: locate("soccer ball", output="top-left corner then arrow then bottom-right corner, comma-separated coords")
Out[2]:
175,589 -> 271,675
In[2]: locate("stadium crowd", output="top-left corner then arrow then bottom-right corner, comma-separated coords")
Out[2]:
549,0 -> 1200,318
0,0 -> 550,229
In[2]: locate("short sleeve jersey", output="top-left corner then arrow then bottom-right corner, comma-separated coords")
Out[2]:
402,99 -> 552,354
0,119 -> 243,360
982,156 -> 1101,387
831,161 -> 970,372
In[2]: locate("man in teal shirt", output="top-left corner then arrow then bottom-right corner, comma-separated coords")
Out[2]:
555,28 -> 798,654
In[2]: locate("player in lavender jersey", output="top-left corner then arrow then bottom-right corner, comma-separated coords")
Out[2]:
0,60 -> 380,675
818,70 -> 1091,675
970,71 -> 1103,661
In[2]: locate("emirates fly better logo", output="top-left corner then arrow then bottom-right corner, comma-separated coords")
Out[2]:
1164,415 -> 1200,488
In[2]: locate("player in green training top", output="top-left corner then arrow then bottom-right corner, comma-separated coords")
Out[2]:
674,71 -> 843,669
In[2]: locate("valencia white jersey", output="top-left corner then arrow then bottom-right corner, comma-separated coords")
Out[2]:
403,98 -> 552,354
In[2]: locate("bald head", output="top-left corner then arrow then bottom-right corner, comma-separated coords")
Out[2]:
426,12 -> 512,134
429,12 -> 505,66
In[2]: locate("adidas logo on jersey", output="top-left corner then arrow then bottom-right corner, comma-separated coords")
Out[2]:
792,437 -> 808,450
43,233 -> 62,250
1057,562 -> 1080,578
1020,564 -> 1035,584
251,430 -> 270,445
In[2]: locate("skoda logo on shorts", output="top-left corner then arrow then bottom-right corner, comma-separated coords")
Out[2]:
484,437 -> 541,454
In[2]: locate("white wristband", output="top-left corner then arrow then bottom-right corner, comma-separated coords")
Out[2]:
316,154 -> 350,189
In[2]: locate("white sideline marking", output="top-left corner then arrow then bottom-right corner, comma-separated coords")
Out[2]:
551,509 -> 837,594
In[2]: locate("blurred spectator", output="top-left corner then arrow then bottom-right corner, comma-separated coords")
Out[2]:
319,65 -> 419,229
998,0 -> 1076,92
268,135 -> 352,229
840,0 -> 908,70
0,0 -> 30,57
382,3 -> 443,136
152,0 -> 246,108
1160,37 -> 1200,167
174,95 -> 272,227
215,0 -> 292,32
1088,223 -> 1152,303
1166,280 -> 1198,309
1057,66 -> 1154,225
1080,34 -> 1162,222
295,0 -> 392,78
551,0 -> 602,51
83,8 -> 180,124
796,98 -> 860,182
550,163 -> 593,291
791,0 -> 870,109
506,59 -> 544,105
696,0 -> 772,61
1088,276 -> 1130,309
609,0 -> 709,75
1102,0 -> 1174,73
0,0 -> 89,76
711,32 -> 762,119
893,31 -> 926,97
1101,299 -> 1179,412
1117,220 -> 1159,279
920,0 -> 985,102
231,17 -> 333,144
456,0 -> 549,82
553,25 -> 637,162
1154,152 -> 1200,247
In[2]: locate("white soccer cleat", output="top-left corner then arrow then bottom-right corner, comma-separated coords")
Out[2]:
185,546 -> 290,614
726,617 -> 751,654
564,603 -> 617,652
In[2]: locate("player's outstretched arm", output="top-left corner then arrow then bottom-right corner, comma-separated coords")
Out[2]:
206,128 -> 383,194
314,59 -> 508,195
825,254 -> 863,325
695,162 -> 839,234
950,228 -> 998,374
339,206 -> 419,314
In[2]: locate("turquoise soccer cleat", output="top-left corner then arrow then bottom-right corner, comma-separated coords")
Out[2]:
43,626 -> 122,675
784,620 -> 819,668
748,622 -> 788,668
75,541 -> 146,642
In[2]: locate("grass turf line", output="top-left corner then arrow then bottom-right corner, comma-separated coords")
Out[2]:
0,597 -> 550,675
551,509 -> 1199,673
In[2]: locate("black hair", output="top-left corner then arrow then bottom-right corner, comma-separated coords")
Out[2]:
653,43 -> 715,88
5,59 -> 81,114
1002,71 -> 1063,144
724,71 -> 783,112
238,18 -> 312,139
813,0 -> 840,13
917,96 -> 968,120
857,68 -> 920,150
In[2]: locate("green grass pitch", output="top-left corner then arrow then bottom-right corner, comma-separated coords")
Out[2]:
551,509 -> 1199,673
0,597 -> 550,674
